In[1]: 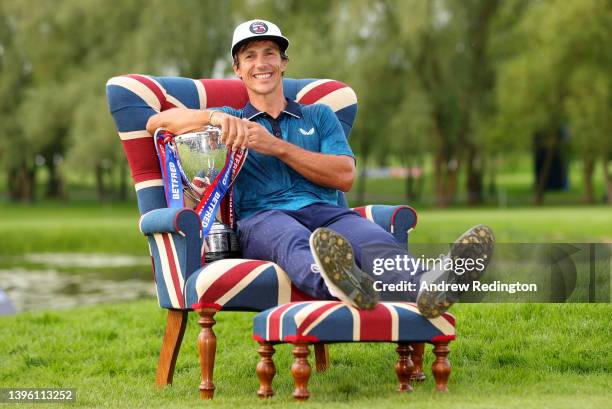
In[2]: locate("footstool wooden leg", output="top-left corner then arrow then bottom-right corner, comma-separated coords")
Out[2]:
409,342 -> 426,382
432,341 -> 451,392
256,342 -> 276,398
395,343 -> 414,392
291,343 -> 311,401
314,343 -> 329,372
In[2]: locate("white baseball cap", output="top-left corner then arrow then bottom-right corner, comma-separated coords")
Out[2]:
231,19 -> 289,58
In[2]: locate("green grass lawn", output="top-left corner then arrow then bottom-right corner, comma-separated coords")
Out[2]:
0,204 -> 610,408
0,202 -> 142,255
0,203 -> 610,257
410,206 -> 612,243
0,302 -> 610,408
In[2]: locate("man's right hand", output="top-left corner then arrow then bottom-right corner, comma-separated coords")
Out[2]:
210,112 -> 251,152
146,108 -> 250,152
146,108 -> 207,136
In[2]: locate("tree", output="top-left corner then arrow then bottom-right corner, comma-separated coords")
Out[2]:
360,0 -> 506,207
0,0 -> 233,201
0,1 -> 34,201
495,0 -> 612,204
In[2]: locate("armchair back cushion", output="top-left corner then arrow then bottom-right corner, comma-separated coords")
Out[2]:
106,76 -> 358,215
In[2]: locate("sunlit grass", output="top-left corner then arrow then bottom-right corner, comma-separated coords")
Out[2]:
0,302 -> 610,408
1,203 -> 608,257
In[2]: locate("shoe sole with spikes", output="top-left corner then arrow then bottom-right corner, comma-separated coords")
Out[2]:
310,228 -> 379,310
417,224 -> 495,318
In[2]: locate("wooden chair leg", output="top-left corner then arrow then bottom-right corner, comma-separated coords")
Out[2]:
314,343 -> 329,372
156,309 -> 188,388
395,343 -> 414,392
196,308 -> 217,400
256,342 -> 276,398
409,342 -> 426,382
431,341 -> 451,392
291,343 -> 311,401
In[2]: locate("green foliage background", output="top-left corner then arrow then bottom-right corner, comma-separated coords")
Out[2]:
0,0 -> 610,206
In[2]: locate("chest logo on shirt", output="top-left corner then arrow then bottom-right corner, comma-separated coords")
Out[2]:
299,127 -> 315,136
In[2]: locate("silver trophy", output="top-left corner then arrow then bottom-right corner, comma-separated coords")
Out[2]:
173,126 -> 241,261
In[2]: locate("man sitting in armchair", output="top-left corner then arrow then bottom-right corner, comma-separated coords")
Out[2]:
146,19 -> 494,318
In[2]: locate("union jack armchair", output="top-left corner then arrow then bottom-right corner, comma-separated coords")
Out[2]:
105,75 -> 421,399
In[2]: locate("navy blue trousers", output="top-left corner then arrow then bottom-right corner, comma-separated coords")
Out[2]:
237,203 -> 423,300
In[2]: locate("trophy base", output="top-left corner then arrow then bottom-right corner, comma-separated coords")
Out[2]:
205,251 -> 242,264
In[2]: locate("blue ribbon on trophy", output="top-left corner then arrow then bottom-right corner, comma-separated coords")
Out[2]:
154,127 -> 248,262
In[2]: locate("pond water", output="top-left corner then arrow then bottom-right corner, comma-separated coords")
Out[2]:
0,253 -> 156,314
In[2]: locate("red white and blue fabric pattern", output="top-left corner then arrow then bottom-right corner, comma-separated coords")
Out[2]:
106,75 -> 358,215
185,259 -> 315,312
253,301 -> 456,343
140,204 -> 421,310
139,207 -> 202,309
352,205 -> 418,244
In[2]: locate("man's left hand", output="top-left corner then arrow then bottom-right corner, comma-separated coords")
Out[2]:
245,121 -> 282,156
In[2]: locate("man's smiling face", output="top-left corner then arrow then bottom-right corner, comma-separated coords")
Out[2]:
233,40 -> 287,96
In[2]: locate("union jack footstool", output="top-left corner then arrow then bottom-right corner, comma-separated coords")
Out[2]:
252,301 -> 456,401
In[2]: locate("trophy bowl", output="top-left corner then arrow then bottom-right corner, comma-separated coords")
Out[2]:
173,126 -> 227,199
172,126 -> 242,261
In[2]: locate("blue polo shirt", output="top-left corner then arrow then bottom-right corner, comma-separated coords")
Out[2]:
215,99 -> 354,220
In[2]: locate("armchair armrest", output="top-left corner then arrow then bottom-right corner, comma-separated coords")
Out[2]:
139,207 -> 202,310
139,207 -> 201,236
352,205 -> 418,245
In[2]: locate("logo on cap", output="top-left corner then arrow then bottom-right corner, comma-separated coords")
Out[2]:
249,21 -> 268,34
